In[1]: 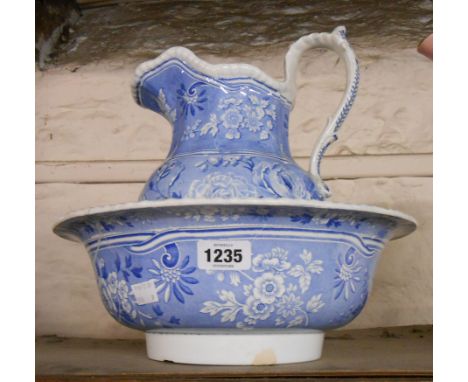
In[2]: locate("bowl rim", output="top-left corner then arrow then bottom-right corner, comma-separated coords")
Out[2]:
53,198 -> 417,241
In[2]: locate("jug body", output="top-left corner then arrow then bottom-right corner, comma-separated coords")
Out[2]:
136,62 -> 320,200
134,26 -> 359,201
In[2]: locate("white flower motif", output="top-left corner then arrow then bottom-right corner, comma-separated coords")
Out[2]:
117,280 -> 129,300
122,299 -> 133,314
300,249 -> 312,264
289,265 -> 311,293
265,105 -> 277,119
288,249 -> 323,293
248,95 -> 261,105
221,108 -> 244,130
243,105 -> 264,132
253,162 -> 312,199
183,92 -> 198,105
220,97 -> 242,108
216,94 -> 276,140
225,128 -> 241,140
306,294 -> 325,313
300,249 -> 324,274
252,247 -> 291,272
334,249 -> 362,300
200,290 -> 242,323
200,114 -> 218,136
201,245 -> 329,328
182,120 -> 201,140
107,272 -> 118,294
188,172 -> 258,198
229,272 -> 241,286
287,315 -> 305,328
99,278 -> 117,312
253,272 -> 286,304
259,130 -> 270,140
275,317 -> 286,326
243,295 -> 274,321
276,293 -> 303,318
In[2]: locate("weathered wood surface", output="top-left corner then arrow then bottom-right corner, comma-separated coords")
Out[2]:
36,325 -> 432,381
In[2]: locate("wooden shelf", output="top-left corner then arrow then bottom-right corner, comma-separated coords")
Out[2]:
36,325 -> 432,381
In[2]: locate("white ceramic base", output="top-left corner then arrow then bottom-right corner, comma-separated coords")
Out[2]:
145,329 -> 324,365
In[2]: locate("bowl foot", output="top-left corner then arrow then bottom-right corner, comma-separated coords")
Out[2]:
145,328 -> 324,365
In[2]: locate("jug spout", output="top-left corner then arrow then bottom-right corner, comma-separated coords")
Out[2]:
133,46 -> 293,158
133,48 -> 189,124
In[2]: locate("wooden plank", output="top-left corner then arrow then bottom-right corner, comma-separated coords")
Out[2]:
35,154 -> 432,184
37,376 -> 432,382
36,326 -> 432,381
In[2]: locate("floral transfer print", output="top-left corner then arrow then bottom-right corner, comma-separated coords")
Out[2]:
187,172 -> 258,198
177,82 -> 208,117
195,155 -> 254,173
172,84 -> 278,141
200,247 -> 325,328
95,255 -> 181,328
252,247 -> 291,272
218,94 -> 277,140
333,247 -> 362,300
142,156 -> 319,201
288,249 -> 324,293
152,89 -> 176,123
145,160 -> 185,199
253,162 -> 314,199
93,243 -> 201,328
148,243 -> 199,304
99,274 -> 138,324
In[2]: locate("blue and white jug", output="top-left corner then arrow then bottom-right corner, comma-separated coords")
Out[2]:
134,26 -> 358,201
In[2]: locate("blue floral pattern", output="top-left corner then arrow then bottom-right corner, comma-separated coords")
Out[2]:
54,202 -> 403,331
188,172 -> 258,198
200,246 -> 326,328
144,160 -> 185,199
333,247 -> 362,301
134,60 -> 324,201
148,243 -> 199,303
216,94 -> 277,140
253,162 -> 314,199
177,82 -> 208,117
94,252 -> 185,329
140,156 -> 320,201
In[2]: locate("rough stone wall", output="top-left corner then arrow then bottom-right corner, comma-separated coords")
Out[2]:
36,43 -> 432,338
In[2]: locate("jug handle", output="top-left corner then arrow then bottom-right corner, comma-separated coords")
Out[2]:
285,26 -> 359,200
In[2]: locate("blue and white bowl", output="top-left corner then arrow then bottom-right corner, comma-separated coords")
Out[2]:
54,198 -> 416,364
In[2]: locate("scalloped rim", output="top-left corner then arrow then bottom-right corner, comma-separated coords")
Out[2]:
54,198 -> 417,241
132,46 -> 292,104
